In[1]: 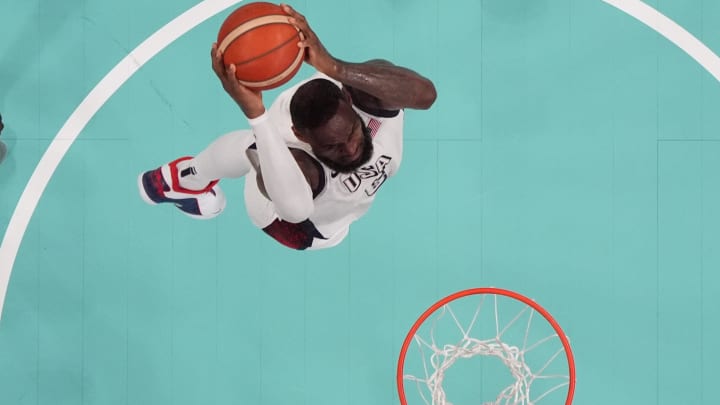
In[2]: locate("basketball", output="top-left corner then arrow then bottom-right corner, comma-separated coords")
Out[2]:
217,2 -> 305,91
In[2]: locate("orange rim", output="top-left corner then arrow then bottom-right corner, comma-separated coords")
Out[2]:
397,287 -> 575,405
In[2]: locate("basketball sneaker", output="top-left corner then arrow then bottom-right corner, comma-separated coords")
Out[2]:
138,156 -> 226,219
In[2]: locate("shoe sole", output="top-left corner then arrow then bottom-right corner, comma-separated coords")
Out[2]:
137,172 -> 159,206
137,172 -> 221,220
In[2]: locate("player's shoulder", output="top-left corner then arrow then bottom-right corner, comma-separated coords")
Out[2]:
345,85 -> 402,120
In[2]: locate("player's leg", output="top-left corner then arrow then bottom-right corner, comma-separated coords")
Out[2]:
175,130 -> 255,189
138,130 -> 255,219
243,169 -> 322,250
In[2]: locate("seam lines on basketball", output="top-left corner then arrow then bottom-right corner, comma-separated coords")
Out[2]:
218,14 -> 303,87
218,14 -> 296,51
237,43 -> 303,87
231,33 -> 298,68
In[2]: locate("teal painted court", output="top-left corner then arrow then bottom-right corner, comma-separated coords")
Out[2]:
1,0 -> 719,404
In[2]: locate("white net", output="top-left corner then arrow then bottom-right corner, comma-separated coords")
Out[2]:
402,293 -> 571,405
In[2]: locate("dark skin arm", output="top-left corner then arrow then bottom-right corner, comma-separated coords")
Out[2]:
334,59 -> 436,111
282,4 -> 437,111
342,59 -> 415,113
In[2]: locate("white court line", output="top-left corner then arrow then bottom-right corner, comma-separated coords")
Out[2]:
0,0 -> 243,321
2,0 -> 720,322
603,0 -> 720,82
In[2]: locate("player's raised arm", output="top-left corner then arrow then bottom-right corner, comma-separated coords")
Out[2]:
212,43 -> 314,223
281,4 -> 437,111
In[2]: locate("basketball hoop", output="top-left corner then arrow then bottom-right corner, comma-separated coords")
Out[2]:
397,288 -> 575,405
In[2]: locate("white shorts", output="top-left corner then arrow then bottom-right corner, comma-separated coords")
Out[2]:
243,169 -> 349,250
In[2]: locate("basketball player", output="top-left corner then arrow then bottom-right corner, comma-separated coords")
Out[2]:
138,4 -> 437,250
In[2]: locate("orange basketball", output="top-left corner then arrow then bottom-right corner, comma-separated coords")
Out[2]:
217,2 -> 305,91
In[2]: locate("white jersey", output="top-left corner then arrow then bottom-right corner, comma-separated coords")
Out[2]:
244,73 -> 405,249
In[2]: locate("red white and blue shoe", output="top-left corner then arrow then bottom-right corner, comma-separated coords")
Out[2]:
138,156 -> 226,219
